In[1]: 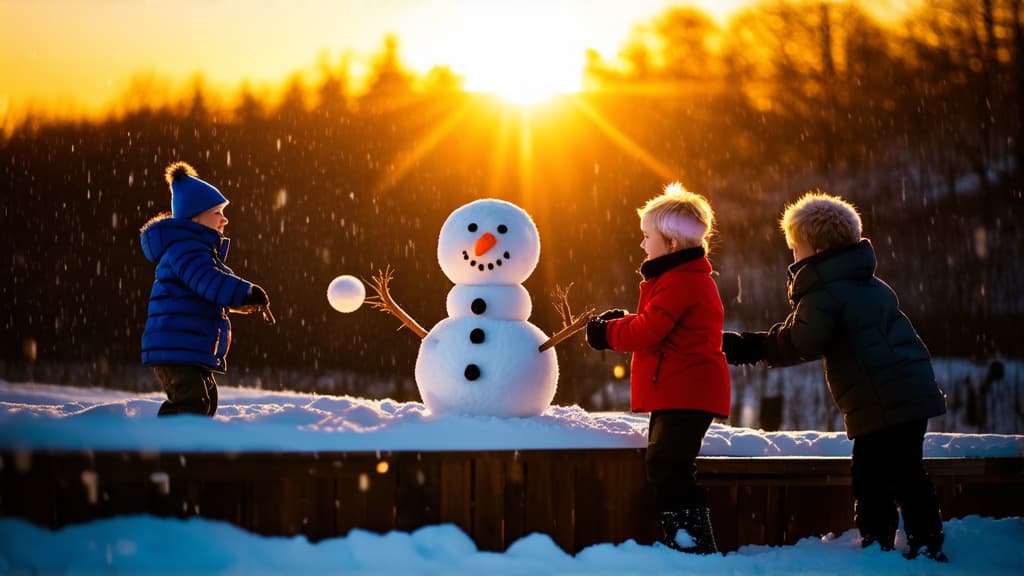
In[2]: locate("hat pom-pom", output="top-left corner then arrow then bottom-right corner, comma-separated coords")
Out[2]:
165,161 -> 198,185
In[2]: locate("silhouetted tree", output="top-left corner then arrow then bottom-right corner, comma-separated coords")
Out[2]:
362,34 -> 414,107
315,50 -> 352,122
234,81 -> 265,125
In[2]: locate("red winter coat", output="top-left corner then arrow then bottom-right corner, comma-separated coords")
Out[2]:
605,250 -> 731,417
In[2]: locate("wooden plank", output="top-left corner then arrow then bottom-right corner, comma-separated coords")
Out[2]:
706,484 -> 739,552
303,474 -> 341,542
332,455 -> 376,537
2,450 -> 59,528
698,457 -> 852,479
363,453 -> 397,534
523,452 -> 575,553
936,477 -> 1024,520
54,453 -> 103,526
783,485 -> 853,546
603,450 -> 655,546
473,455 -> 506,551
439,453 -> 473,539
503,456 -> 526,547
572,451 -> 608,550
395,452 -> 441,533
734,484 -> 769,546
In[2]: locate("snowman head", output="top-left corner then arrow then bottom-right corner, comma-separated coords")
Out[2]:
438,199 -> 540,285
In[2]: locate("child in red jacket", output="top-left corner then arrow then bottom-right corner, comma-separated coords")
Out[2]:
586,182 -> 730,554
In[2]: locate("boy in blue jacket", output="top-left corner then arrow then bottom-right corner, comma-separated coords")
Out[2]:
140,162 -> 271,416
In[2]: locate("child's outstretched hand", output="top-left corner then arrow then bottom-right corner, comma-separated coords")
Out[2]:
243,285 -> 270,307
233,285 -> 275,324
722,331 -> 764,365
586,310 -> 621,351
597,309 -> 628,321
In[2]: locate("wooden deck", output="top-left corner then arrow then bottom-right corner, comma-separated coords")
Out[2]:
2,449 -> 1022,553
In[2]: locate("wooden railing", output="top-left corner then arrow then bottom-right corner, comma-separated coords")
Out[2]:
2,449 -> 1021,553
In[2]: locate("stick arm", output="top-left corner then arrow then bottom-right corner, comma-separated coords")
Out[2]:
539,308 -> 595,352
364,267 -> 428,339
538,282 -> 595,352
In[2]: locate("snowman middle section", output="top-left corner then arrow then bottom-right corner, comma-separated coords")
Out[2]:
415,284 -> 558,417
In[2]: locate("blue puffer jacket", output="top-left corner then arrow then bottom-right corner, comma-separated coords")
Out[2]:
140,214 -> 252,372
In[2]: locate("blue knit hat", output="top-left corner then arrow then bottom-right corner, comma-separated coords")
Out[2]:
166,161 -> 229,219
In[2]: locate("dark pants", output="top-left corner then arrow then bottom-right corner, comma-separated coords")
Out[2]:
153,365 -> 219,417
851,419 -> 943,545
646,410 -> 714,513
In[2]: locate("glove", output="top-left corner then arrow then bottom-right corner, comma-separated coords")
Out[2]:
597,309 -> 627,321
242,284 -> 269,307
586,317 -> 612,351
722,331 -> 764,365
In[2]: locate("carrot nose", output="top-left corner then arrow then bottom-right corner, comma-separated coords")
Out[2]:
475,232 -> 497,256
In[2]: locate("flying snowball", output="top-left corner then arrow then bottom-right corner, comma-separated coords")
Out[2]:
327,275 -> 366,313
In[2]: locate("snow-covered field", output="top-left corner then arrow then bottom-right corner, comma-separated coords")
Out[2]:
2,381 -> 1023,574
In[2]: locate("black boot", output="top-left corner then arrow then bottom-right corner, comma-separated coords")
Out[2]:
854,498 -> 898,552
659,508 -> 718,555
860,533 -> 895,552
903,531 -> 948,562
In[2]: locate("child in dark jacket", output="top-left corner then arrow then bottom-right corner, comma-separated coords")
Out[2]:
722,191 -> 948,561
140,162 -> 271,417
586,183 -> 730,555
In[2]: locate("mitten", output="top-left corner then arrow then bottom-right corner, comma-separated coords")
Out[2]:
243,284 -> 269,307
586,318 -> 612,351
597,309 -> 628,321
722,331 -> 764,365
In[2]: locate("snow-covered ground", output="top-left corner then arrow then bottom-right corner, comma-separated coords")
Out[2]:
2,515 -> 1022,576
2,381 -> 1022,456
2,381 -> 1023,574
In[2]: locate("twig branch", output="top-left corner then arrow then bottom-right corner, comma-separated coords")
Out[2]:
539,309 -> 595,352
539,283 -> 595,352
364,266 -> 428,339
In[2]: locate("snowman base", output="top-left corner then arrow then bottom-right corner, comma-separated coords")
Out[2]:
414,317 -> 558,418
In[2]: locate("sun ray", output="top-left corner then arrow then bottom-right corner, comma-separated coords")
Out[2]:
518,108 -> 534,204
373,96 -> 475,195
419,0 -> 586,104
486,104 -> 515,197
567,95 -> 678,183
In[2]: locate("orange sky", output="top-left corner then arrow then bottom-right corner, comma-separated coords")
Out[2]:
0,0 -> 917,121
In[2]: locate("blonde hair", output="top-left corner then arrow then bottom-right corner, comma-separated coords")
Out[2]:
637,182 -> 715,251
780,191 -> 862,251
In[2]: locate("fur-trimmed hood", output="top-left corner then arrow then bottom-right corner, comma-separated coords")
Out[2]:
140,213 -> 230,264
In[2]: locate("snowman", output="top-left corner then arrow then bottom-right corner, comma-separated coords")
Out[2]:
340,198 -> 591,417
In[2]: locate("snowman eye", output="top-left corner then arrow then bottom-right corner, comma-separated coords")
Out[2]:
497,224 -> 508,234
468,223 -> 478,232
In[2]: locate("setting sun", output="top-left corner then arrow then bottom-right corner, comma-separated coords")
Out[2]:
419,1 -> 589,104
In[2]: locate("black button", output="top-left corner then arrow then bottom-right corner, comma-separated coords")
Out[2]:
464,364 -> 481,380
471,298 -> 486,314
470,328 -> 485,344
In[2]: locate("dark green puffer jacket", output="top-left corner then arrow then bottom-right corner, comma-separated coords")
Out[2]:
761,239 -> 946,438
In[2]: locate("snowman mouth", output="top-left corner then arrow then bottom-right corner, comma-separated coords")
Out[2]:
462,250 -> 511,272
